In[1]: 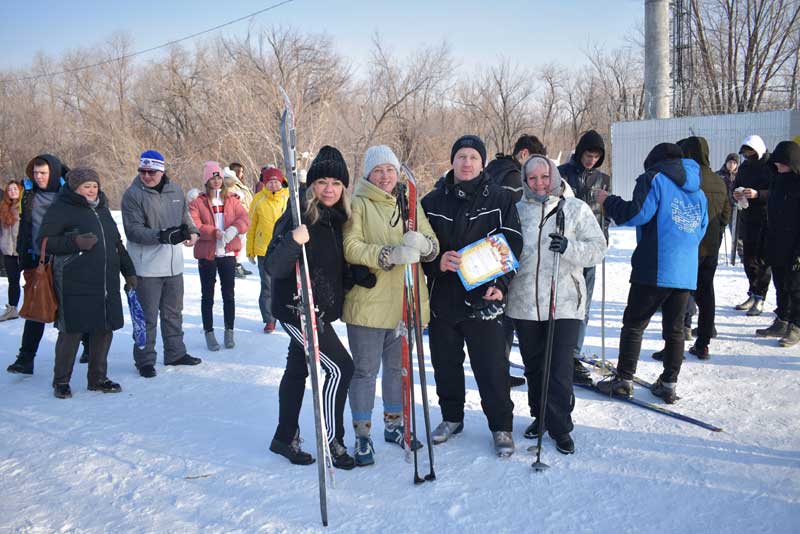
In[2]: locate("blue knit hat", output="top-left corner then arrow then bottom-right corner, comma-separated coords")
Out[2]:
139,150 -> 165,172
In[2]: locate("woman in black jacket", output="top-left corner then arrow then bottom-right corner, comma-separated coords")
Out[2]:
38,168 -> 137,399
266,146 -> 355,469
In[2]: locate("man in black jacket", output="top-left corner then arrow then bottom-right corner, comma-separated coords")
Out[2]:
421,135 -> 523,457
558,130 -> 611,385
733,135 -> 772,316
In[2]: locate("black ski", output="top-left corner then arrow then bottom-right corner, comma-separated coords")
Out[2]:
279,87 -> 332,527
509,362 -> 720,432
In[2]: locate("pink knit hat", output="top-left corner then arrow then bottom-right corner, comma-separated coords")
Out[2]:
203,161 -> 223,183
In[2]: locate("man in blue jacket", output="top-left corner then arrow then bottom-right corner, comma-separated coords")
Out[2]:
595,143 -> 707,403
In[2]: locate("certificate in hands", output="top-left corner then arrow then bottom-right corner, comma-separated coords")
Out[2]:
456,234 -> 519,291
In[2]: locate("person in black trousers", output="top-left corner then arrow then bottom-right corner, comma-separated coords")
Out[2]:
421,135 -> 523,457
758,141 -> 800,347
266,146 -> 356,469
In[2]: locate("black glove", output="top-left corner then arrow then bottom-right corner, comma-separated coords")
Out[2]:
792,255 -> 800,272
465,296 -> 505,321
351,265 -> 377,289
73,232 -> 98,251
549,233 -> 568,254
159,224 -> 190,245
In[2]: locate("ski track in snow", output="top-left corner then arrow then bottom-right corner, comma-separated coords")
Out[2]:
1,216 -> 798,533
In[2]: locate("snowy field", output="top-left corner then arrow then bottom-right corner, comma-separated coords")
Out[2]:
1,216 -> 798,534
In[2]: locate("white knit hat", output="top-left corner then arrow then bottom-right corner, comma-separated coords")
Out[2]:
362,145 -> 400,178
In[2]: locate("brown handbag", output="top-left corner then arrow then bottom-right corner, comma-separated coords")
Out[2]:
19,237 -> 59,324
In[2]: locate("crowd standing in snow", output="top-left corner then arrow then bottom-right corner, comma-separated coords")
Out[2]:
2,133 -> 799,462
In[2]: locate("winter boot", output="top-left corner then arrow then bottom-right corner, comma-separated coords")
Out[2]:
779,324 -> 800,348
756,318 -> 789,338
0,304 -> 19,322
509,374 -> 526,388
165,354 -> 202,366
492,431 -> 515,457
688,343 -> 710,360
354,436 -> 375,467
691,326 -> 717,338
735,296 -> 756,310
224,329 -> 235,349
263,321 -> 276,334
552,433 -> 575,455
53,383 -> 72,399
205,331 -> 220,352
329,439 -> 356,470
651,378 -> 678,404
523,419 -> 541,440
596,376 -> 634,399
573,359 -> 593,385
431,420 -> 464,445
652,348 -> 684,362
270,430 -> 315,465
7,354 -> 33,375
88,379 -> 122,393
746,297 -> 765,316
138,365 -> 157,378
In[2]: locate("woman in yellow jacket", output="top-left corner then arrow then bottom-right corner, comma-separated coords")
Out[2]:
343,145 -> 439,467
246,167 -> 289,332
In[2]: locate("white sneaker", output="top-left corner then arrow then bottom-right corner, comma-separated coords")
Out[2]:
431,421 -> 463,444
492,431 -> 514,457
0,305 -> 19,322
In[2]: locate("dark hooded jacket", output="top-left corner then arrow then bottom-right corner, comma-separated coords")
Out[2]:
557,130 -> 612,238
677,136 -> 731,257
420,171 -> 523,323
765,141 -> 800,267
734,146 -> 772,230
717,153 -> 739,207
603,143 -> 708,290
37,186 -> 136,334
17,154 -> 69,269
484,154 -> 523,202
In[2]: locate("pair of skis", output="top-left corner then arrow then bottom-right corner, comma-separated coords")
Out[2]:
397,165 -> 436,484
279,89 -> 333,527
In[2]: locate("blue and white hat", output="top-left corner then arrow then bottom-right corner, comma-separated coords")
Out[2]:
139,150 -> 165,172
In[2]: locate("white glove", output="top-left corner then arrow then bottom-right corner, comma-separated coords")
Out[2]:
387,245 -> 420,265
222,226 -> 238,244
402,231 -> 433,256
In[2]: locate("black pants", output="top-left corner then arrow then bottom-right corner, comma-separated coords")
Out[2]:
618,283 -> 689,383
4,255 -> 21,307
274,319 -> 354,446
693,255 -> 719,346
428,316 -> 514,432
772,266 -> 800,327
742,223 -> 771,298
53,330 -> 113,387
198,256 -> 236,331
515,318 -> 579,436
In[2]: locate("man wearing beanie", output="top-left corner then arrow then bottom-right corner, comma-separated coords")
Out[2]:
420,134 -> 523,457
342,144 -> 439,465
121,150 -> 201,377
247,165 -> 289,333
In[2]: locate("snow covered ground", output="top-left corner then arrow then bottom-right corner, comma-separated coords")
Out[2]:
1,218 -> 798,533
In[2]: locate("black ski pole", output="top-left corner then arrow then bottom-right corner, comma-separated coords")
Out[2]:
532,207 -> 565,472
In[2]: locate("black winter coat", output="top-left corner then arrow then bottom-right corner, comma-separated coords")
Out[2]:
484,155 -> 523,202
421,171 -> 522,323
266,202 -> 352,324
38,187 -> 136,334
734,151 -> 773,234
558,131 -> 611,239
678,136 -> 731,257
17,154 -> 69,269
766,141 -> 800,267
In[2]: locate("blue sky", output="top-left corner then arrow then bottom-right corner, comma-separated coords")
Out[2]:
0,0 -> 642,73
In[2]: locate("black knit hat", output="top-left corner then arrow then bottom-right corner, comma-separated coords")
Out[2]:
450,135 -> 487,167
306,145 -> 349,187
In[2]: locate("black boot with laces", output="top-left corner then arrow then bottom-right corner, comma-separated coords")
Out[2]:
329,439 -> 356,470
270,431 -> 315,465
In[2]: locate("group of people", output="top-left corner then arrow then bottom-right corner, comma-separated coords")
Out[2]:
2,129 -> 798,466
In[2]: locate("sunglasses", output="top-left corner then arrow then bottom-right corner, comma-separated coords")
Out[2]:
138,169 -> 161,176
